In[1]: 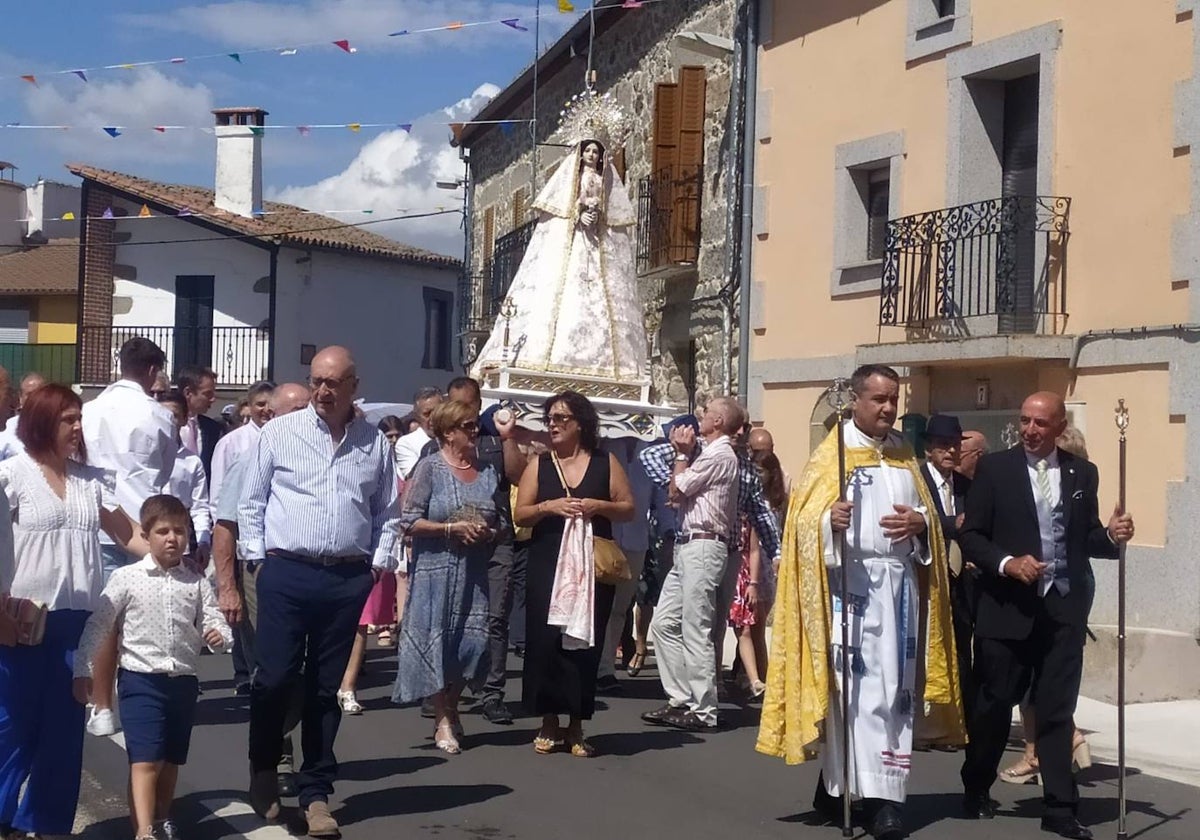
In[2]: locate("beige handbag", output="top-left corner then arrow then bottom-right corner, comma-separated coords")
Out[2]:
550,454 -> 632,585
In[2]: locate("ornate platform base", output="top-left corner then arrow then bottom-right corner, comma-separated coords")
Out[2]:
478,365 -> 679,441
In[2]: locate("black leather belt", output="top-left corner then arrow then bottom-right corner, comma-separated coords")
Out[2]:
267,550 -> 369,567
675,531 -> 730,545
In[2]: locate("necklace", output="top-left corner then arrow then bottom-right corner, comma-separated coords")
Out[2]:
441,451 -> 473,471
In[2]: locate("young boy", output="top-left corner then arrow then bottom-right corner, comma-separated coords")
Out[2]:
74,495 -> 232,840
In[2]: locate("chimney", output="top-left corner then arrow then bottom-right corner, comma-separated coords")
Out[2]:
212,107 -> 267,217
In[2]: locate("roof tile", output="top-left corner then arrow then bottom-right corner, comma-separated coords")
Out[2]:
0,240 -> 79,295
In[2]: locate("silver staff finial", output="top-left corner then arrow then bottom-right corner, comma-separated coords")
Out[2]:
826,377 -> 852,415
1001,422 -> 1020,449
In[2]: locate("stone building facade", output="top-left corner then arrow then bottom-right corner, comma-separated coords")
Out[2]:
457,0 -> 739,410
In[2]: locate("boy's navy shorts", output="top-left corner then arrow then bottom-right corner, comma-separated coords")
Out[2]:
117,669 -> 200,764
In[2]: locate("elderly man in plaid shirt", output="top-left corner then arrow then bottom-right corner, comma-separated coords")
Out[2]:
638,410 -> 782,728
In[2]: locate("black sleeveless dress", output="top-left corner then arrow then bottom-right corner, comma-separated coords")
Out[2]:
522,451 -> 617,719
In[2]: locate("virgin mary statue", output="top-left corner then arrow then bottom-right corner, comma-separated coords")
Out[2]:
471,90 -> 647,383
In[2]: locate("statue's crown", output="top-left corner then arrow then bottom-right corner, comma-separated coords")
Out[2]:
554,88 -> 629,151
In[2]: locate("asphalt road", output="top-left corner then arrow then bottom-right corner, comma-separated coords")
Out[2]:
77,645 -> 1199,840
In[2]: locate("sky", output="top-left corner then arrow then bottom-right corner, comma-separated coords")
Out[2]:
0,0 -> 589,257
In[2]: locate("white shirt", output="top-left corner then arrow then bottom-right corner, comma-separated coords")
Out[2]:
393,427 -> 431,480
823,421 -> 930,568
673,434 -> 740,537
168,445 -> 212,549
209,421 -> 261,512
82,379 -> 176,525
74,554 -> 232,678
995,450 -> 1063,593
0,415 -> 23,461
924,461 -> 955,517
0,453 -> 109,610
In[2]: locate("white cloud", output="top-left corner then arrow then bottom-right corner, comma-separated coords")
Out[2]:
269,83 -> 501,258
21,69 -> 215,165
122,0 -> 579,53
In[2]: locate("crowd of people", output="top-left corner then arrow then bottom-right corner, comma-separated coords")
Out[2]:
0,344 -> 1135,840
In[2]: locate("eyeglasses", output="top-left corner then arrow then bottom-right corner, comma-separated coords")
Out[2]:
454,420 -> 479,433
308,376 -> 357,392
547,412 -> 577,427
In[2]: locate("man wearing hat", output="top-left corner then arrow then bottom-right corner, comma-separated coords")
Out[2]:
920,413 -> 976,721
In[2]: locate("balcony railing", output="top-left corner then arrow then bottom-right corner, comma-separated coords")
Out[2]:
79,325 -> 270,387
637,164 -> 703,276
878,195 -> 1071,336
0,343 -> 76,384
490,221 -> 536,310
458,273 -> 495,336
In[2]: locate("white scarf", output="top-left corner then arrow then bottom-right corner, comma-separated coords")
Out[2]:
547,514 -> 596,650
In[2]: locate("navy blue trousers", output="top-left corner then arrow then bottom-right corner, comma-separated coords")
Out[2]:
248,557 -> 371,807
0,609 -> 89,835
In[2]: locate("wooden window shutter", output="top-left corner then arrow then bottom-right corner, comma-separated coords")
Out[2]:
511,188 -> 528,229
652,82 -> 680,175
677,66 -> 707,172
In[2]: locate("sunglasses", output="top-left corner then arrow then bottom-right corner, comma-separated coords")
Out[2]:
546,412 -> 576,426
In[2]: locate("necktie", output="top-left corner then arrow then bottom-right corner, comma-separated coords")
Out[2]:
183,417 -> 200,455
941,480 -> 954,517
1036,459 -> 1053,506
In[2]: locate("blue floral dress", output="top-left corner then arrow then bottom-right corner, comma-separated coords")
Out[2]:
392,454 -> 506,703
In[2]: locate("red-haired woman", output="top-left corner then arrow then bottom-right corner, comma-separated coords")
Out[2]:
0,383 -> 146,837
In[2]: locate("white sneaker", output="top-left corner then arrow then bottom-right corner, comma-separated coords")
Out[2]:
87,706 -> 117,736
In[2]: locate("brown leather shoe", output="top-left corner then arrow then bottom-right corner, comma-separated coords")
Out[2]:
248,765 -> 280,821
305,800 -> 341,838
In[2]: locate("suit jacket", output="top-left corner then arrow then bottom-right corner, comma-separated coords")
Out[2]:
920,462 -> 972,547
959,446 -> 1117,640
195,413 -> 223,490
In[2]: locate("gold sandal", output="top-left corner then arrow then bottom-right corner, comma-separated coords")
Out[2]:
533,732 -> 563,754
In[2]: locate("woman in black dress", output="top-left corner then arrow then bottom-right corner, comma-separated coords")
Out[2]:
514,391 -> 634,757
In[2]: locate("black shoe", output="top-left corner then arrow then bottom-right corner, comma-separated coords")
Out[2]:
641,703 -> 677,726
962,792 -> 998,820
595,675 -> 624,696
661,708 -> 715,732
420,697 -> 436,718
235,681 -> 251,697
480,698 -> 513,725
1040,815 -> 1093,839
867,802 -> 906,840
512,645 -> 525,658
812,776 -> 842,825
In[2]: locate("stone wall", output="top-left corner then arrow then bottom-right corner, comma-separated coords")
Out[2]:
466,0 -> 738,409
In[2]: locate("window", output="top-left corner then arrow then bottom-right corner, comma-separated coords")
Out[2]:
865,169 -> 891,262
906,0 -> 972,62
422,287 -> 453,371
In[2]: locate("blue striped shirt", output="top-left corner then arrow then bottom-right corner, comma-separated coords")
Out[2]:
238,405 -> 400,569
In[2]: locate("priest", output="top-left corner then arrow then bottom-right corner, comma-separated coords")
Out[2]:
756,364 -> 964,840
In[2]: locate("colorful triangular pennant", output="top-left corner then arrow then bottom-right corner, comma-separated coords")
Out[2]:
250,126 -> 264,136
333,39 -> 356,53
297,125 -> 311,136
446,22 -> 464,31
61,212 -> 75,221
347,123 -> 362,133
20,75 -> 36,86
557,0 -> 575,11
398,123 -> 412,132
72,70 -> 88,82
101,207 -> 114,219
388,29 -> 410,37
228,53 -> 241,63
103,127 -> 121,138
501,18 -> 529,31
138,204 -> 151,218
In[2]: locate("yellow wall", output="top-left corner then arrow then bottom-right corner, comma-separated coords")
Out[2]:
751,0 -> 1191,549
29,296 -> 78,344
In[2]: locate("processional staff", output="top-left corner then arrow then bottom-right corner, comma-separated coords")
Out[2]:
1114,399 -> 1130,840
827,377 -> 854,838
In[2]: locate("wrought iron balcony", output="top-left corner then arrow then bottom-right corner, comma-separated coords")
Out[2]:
458,272 -> 495,336
79,325 -> 270,387
490,220 -> 536,310
878,195 -> 1071,336
637,164 -> 703,276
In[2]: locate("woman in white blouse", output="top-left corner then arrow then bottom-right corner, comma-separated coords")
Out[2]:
0,383 -> 146,838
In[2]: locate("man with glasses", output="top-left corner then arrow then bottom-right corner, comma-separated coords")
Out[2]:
239,347 -> 399,837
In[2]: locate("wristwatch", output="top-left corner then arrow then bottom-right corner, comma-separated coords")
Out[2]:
674,454 -> 690,462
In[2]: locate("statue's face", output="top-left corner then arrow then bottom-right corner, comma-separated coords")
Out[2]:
581,142 -> 602,168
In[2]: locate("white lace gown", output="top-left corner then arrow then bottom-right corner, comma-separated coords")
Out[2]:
472,148 -> 647,383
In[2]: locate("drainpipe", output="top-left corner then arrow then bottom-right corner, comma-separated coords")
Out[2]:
735,0 -> 759,406
1067,323 -> 1200,371
266,243 -> 279,381
461,150 -> 475,372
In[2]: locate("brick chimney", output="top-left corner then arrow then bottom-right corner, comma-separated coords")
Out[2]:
212,107 -> 267,217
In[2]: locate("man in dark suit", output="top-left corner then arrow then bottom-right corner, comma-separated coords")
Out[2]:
919,414 -> 976,720
177,364 -> 223,488
958,392 -> 1134,839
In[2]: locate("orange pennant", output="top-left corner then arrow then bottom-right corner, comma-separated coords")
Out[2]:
20,75 -> 36,86
138,204 -> 151,218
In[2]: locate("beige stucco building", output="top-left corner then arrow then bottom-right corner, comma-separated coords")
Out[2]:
748,0 -> 1200,699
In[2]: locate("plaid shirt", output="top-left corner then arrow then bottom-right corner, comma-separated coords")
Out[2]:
639,440 -> 782,560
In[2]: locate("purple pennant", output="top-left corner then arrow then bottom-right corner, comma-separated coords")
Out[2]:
501,18 -> 528,31
72,70 -> 88,82
228,53 -> 241,63
101,207 -> 114,219
398,123 -> 412,132
177,207 -> 194,217
103,127 -> 121,138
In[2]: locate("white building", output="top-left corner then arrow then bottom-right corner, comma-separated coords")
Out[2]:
70,107 -> 461,400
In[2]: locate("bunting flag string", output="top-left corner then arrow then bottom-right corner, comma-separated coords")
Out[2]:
4,0 -> 662,86
0,118 -> 530,136
15,205 -> 463,225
